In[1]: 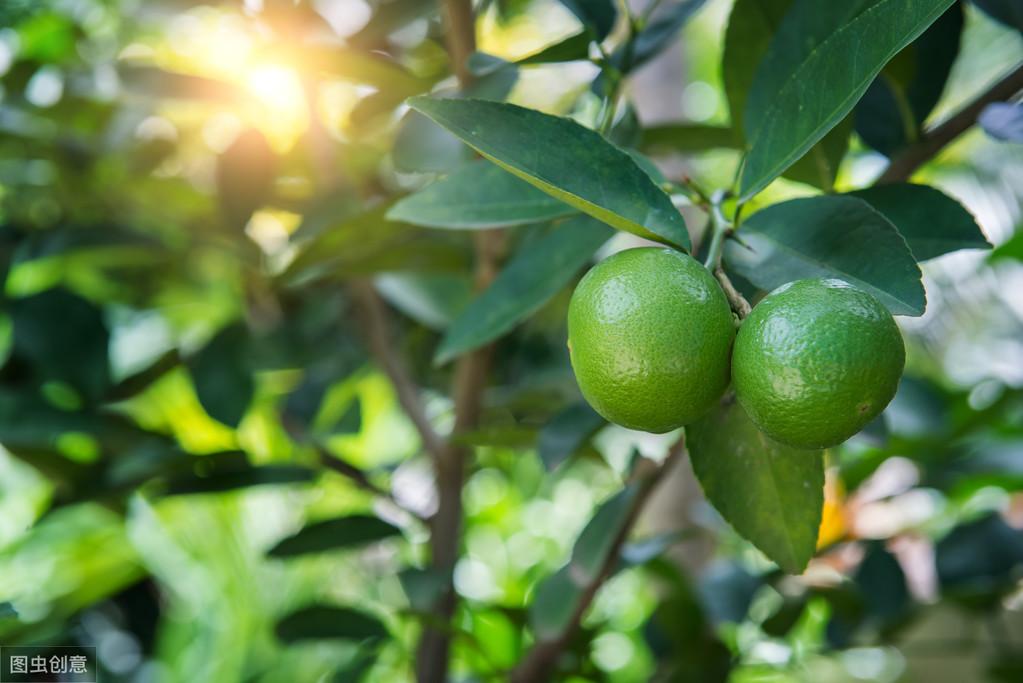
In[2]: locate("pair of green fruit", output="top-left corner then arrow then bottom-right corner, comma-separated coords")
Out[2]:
567,247 -> 905,449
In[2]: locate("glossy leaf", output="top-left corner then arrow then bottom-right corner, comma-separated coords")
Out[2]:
387,160 -> 576,229
979,102 -> 1023,142
538,401 -> 606,470
722,0 -> 850,191
854,5 -> 963,156
849,183 -> 990,260
189,323 -> 253,428
435,216 -> 614,364
688,399 -> 824,574
725,195 -> 926,316
409,97 -> 690,249
275,605 -> 388,643
739,0 -> 957,200
268,515 -> 401,558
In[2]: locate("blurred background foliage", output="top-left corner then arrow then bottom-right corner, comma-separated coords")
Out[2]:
1,0 -> 1023,682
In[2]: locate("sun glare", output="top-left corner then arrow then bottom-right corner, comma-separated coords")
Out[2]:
243,64 -> 308,150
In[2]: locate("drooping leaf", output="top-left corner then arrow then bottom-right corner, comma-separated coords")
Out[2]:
722,0 -> 851,191
538,401 -> 607,470
11,288 -> 110,401
848,183 -> 990,260
854,5 -> 963,156
979,102 -> 1023,142
435,216 -> 613,364
409,98 -> 690,249
725,195 -> 926,316
267,515 -> 402,558
556,0 -> 617,40
275,605 -> 388,643
739,0 -> 958,200
189,323 -> 254,428
387,160 -> 576,229
688,398 -> 824,574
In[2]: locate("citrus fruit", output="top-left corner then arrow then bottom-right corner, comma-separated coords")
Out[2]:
567,247 -> 735,433
732,278 -> 905,449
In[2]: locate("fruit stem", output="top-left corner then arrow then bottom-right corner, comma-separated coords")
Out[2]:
702,190 -> 730,270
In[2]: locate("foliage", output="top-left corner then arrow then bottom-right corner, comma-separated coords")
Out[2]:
1,0 -> 1022,682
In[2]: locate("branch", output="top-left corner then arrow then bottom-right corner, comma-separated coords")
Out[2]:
510,439 -> 687,683
317,447 -> 427,523
877,61 -> 1023,184
351,280 -> 448,461
714,266 -> 752,320
440,0 -> 476,85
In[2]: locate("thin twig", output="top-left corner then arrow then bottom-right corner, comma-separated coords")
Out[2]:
351,280 -> 448,461
317,447 -> 427,523
714,266 -> 752,320
509,438 -> 687,683
877,61 -> 1023,184
702,191 -> 752,319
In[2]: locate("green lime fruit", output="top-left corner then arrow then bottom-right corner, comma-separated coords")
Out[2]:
567,247 -> 735,433
732,278 -> 905,449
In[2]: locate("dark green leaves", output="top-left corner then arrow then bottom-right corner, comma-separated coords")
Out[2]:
189,323 -> 253,428
739,0 -> 957,199
725,195 -> 926,316
556,0 -> 617,40
435,216 -> 614,364
688,399 -> 824,574
11,288 -> 110,402
849,184 -> 990,260
268,515 -> 402,558
408,98 -> 690,250
275,605 -> 388,644
854,5 -> 963,156
387,161 -> 575,229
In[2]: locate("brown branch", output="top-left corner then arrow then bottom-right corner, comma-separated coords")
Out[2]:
351,280 -> 448,460
440,0 -> 476,85
877,61 -> 1023,184
714,266 -> 752,320
510,439 -> 687,683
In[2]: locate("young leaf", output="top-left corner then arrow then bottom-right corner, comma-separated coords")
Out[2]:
408,98 -> 690,250
723,0 -> 851,191
538,401 -> 606,470
854,5 -> 963,156
848,184 -> 990,260
739,0 -> 957,200
387,160 -> 576,229
435,216 -> 614,364
724,195 -> 926,316
267,515 -> 402,558
275,605 -> 388,643
979,102 -> 1023,142
688,398 -> 824,574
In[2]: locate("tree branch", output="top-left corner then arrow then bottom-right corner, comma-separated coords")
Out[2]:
317,447 -> 427,523
877,61 -> 1023,184
440,0 -> 476,85
714,265 -> 752,320
509,439 -> 687,683
351,280 -> 448,461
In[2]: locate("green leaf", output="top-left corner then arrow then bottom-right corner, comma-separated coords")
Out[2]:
991,230 -> 1023,263
854,5 -> 963,156
571,487 -> 638,581
640,124 -> 739,153
725,195 -> 926,316
538,401 -> 606,470
387,160 -> 576,229
374,273 -> 473,331
189,323 -> 253,428
275,605 -> 388,644
517,31 -> 592,65
267,515 -> 401,558
163,465 -> 315,496
11,288 -> 110,402
738,0 -> 957,200
722,0 -> 850,191
408,97 -> 690,249
556,0 -> 617,40
435,216 -> 614,364
688,399 -> 824,574
399,567 -> 448,613
848,184 -> 990,260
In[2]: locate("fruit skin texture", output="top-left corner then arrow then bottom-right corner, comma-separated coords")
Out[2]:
567,247 -> 735,433
732,278 -> 905,449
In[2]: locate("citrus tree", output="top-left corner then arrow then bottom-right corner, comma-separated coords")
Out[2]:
2,0 -> 1023,681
